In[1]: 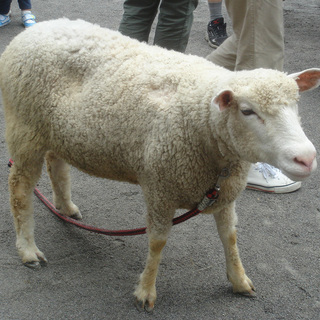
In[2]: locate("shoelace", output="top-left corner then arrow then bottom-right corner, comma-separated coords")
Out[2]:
209,22 -> 227,38
0,14 -> 9,21
254,162 -> 281,183
22,13 -> 35,22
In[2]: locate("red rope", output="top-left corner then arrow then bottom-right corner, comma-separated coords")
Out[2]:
33,188 -> 202,236
8,159 -> 208,236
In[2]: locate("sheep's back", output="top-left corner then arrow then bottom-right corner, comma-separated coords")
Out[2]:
0,19 -> 232,188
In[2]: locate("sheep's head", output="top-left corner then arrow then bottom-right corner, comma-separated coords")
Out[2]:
212,68 -> 320,181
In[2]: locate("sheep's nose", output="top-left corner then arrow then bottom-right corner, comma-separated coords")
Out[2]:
294,153 -> 316,171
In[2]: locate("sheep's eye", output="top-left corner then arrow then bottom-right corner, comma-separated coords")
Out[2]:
241,109 -> 256,116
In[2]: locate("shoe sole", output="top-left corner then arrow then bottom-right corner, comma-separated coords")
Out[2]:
0,19 -> 11,27
23,23 -> 36,28
246,181 -> 302,194
205,33 -> 218,49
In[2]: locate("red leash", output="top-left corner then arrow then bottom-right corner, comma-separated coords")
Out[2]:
8,159 -> 222,236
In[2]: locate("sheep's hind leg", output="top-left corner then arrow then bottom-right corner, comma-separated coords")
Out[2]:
213,202 -> 256,296
9,157 -> 47,268
45,151 -> 82,219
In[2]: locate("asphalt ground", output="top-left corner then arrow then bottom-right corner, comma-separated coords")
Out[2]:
0,1 -> 319,319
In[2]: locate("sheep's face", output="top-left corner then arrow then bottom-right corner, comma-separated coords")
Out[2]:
212,68 -> 320,181
233,97 -> 316,181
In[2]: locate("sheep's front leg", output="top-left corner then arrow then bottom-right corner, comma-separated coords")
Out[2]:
134,194 -> 174,312
45,151 -> 82,219
214,203 -> 256,296
9,159 -> 47,268
134,235 -> 167,312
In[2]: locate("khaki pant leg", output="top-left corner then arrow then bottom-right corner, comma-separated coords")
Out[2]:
207,0 -> 284,71
206,33 -> 238,71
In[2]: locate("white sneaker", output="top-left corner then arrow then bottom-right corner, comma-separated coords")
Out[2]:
246,162 -> 301,193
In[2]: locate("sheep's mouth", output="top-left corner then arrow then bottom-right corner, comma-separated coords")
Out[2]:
275,151 -> 317,182
281,164 -> 316,182
286,172 -> 312,181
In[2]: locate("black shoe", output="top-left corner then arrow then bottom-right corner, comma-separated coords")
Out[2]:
205,17 -> 228,48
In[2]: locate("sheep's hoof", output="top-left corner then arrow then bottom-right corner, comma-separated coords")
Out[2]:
238,288 -> 257,298
24,261 -> 40,269
24,259 -> 47,269
135,299 -> 154,313
20,248 -> 48,269
24,256 -> 47,269
233,281 -> 256,298
55,203 -> 82,220
231,274 -> 256,297
70,211 -> 82,220
134,284 -> 156,312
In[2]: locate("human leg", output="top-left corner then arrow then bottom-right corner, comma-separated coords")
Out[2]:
206,33 -> 237,70
206,0 -> 251,68
119,0 -> 160,43
0,0 -> 12,27
17,0 -> 31,10
207,0 -> 284,70
18,0 -> 36,27
208,0 -> 223,20
154,0 -> 198,52
227,0 -> 284,71
0,0 -> 12,14
205,0 -> 228,48
206,0 -> 245,68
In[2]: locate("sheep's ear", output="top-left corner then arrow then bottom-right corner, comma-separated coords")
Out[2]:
212,90 -> 235,112
289,68 -> 320,92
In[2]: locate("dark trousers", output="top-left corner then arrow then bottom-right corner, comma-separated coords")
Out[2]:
119,0 -> 198,53
0,0 -> 32,14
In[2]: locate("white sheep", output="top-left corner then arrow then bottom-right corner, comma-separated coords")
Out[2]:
0,19 -> 319,311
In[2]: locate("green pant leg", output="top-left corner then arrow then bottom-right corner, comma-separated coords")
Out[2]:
119,0 -> 160,42
154,0 -> 198,52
